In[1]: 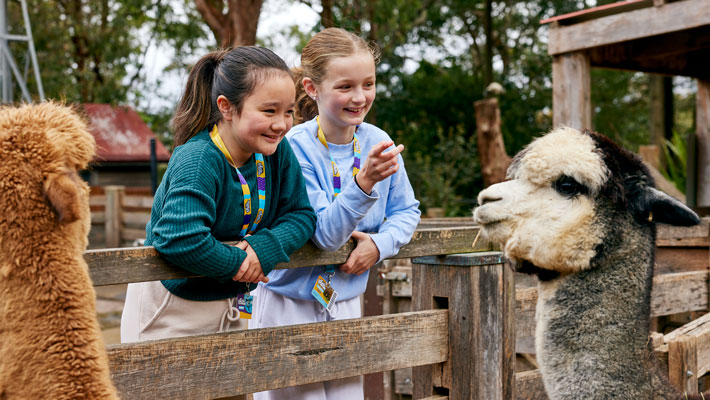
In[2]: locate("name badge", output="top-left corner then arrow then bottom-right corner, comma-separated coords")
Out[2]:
311,275 -> 338,311
236,293 -> 253,319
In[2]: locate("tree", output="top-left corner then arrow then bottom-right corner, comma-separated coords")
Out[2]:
6,0 -> 207,105
195,0 -> 263,47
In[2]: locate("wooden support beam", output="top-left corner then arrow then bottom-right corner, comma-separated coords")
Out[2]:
696,80 -> 710,206
104,185 -> 123,248
547,0 -> 710,55
664,311 -> 710,378
668,335 -> 699,394
108,310 -> 448,399
85,226 -> 484,286
411,253 -> 514,400
552,52 -> 592,130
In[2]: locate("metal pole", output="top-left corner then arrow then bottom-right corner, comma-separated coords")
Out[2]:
20,0 -> 43,100
150,138 -> 158,195
0,0 -> 12,102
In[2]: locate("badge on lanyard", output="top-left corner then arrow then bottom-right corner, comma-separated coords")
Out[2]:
236,293 -> 253,319
312,274 -> 338,311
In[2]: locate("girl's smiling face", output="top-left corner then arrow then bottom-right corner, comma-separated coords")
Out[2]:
309,52 -> 376,137
218,70 -> 296,166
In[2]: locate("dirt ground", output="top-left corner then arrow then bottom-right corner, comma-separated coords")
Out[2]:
96,284 -> 126,345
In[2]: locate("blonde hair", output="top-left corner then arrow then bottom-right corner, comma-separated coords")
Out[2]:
293,28 -> 380,124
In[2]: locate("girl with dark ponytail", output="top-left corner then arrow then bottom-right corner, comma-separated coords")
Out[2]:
121,46 -> 316,343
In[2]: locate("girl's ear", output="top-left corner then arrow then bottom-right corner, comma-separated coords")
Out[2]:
302,78 -> 318,100
216,95 -> 233,120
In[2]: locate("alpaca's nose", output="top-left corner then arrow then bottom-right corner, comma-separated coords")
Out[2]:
478,190 -> 502,206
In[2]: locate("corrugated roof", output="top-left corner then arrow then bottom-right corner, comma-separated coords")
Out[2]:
82,103 -> 171,163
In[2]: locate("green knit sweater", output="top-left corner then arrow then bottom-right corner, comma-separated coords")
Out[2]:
145,130 -> 316,301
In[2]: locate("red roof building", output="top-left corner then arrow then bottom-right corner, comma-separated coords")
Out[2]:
81,103 -> 171,187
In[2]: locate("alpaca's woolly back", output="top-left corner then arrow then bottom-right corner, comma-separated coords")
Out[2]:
0,103 -> 119,399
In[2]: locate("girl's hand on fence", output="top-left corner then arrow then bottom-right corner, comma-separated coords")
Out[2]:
233,240 -> 268,284
355,141 -> 404,194
339,231 -> 379,275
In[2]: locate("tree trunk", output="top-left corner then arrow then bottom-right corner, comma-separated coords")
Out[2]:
475,97 -> 511,187
321,0 -> 335,28
196,0 -> 263,47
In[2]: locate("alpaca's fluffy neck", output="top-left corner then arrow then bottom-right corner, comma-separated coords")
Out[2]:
535,216 -> 677,399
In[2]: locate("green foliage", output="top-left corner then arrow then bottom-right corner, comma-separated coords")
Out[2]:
7,0 -> 209,105
662,129 -> 688,194
405,126 -> 481,216
591,69 -> 650,150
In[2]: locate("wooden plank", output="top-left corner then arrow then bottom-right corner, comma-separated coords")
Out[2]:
108,310 -> 448,399
412,254 -> 514,400
650,271 -> 709,316
586,26 -> 710,80
668,335 -> 699,394
547,0 -> 710,55
655,248 -> 708,274
514,370 -> 548,400
105,186 -> 123,248
122,194 -> 154,209
85,226 -> 483,286
552,52 -> 591,130
664,312 -> 710,377
657,218 -> 710,241
697,80 -> 710,207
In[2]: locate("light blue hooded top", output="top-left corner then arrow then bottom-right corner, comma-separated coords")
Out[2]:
262,117 -> 421,301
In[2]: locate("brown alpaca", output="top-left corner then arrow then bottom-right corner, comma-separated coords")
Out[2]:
0,103 -> 119,399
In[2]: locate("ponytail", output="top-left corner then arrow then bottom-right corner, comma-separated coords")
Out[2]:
173,50 -> 227,147
292,66 -> 318,124
172,46 -> 289,148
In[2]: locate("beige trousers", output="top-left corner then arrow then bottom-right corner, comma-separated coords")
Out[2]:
120,280 -> 247,343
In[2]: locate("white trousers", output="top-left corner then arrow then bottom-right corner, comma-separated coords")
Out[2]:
249,285 -> 364,400
120,280 -> 247,343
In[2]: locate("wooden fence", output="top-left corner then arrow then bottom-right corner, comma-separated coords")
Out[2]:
86,219 -> 710,399
87,226 -> 516,399
89,186 -> 152,249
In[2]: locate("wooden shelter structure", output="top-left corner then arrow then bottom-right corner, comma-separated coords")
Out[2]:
542,0 -> 710,205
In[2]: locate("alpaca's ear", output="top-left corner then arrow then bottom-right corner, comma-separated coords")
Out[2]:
44,172 -> 82,224
643,187 -> 700,226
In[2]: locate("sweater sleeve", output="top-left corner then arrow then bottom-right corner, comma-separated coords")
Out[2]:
150,146 -> 245,282
243,140 -> 317,276
290,137 -> 378,251
369,154 -> 421,262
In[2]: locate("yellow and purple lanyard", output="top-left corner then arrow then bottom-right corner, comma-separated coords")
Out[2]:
210,125 -> 266,237
316,116 -> 360,199
316,116 -> 360,277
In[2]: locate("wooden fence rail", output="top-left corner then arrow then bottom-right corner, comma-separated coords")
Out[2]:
89,226 -> 518,399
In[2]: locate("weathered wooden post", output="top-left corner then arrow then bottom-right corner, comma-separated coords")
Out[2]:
104,185 -> 124,248
411,252 -> 515,400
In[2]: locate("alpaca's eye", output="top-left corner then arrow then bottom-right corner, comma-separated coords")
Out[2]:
554,176 -> 586,197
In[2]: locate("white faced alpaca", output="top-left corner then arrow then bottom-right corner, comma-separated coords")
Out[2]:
474,127 -> 702,399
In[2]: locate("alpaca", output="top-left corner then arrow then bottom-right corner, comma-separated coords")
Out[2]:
0,103 -> 119,399
473,126 -> 704,399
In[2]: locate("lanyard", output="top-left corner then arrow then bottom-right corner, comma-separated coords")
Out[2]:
210,125 -> 266,237
316,116 -> 360,275
316,116 -> 360,199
